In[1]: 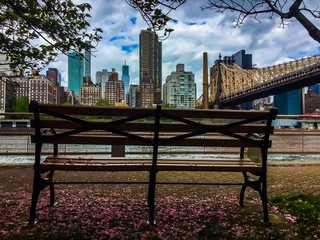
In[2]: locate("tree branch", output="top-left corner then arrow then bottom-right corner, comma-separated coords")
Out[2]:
202,0 -> 320,43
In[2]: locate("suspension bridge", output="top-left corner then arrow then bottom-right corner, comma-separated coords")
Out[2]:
196,55 -> 320,109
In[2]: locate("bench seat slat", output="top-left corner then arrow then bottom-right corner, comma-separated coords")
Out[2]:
45,156 -> 257,164
37,135 -> 269,147
41,156 -> 261,172
40,163 -> 260,172
156,165 -> 260,172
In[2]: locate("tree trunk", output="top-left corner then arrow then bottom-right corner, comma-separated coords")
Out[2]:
293,11 -> 320,43
288,0 -> 320,43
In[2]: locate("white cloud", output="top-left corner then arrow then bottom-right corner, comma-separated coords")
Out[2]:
274,57 -> 296,65
42,0 -> 320,99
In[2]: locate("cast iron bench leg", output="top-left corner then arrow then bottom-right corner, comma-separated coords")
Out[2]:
237,172 -> 250,207
237,171 -> 271,225
260,178 -> 271,225
147,170 -> 156,225
28,173 -> 42,226
27,141 -> 44,227
237,184 -> 247,207
47,170 -> 56,207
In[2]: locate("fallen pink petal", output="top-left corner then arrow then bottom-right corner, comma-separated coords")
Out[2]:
1,166 -> 320,239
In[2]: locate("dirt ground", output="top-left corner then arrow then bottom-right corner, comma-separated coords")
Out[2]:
1,163 -> 320,239
0,162 -> 319,197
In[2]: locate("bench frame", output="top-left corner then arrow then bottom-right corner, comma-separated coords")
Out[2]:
28,100 -> 277,226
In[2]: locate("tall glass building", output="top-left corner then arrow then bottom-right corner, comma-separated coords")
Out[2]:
233,50 -> 252,69
128,84 -> 138,107
310,84 -> 320,94
84,40 -> 91,79
122,63 -> 130,94
274,89 -> 302,115
68,52 -> 83,97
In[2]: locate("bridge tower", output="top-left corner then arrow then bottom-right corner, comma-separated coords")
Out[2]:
209,54 -> 235,108
209,54 -> 220,108
202,52 -> 209,109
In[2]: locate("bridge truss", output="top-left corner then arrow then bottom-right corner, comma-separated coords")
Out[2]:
197,55 -> 320,108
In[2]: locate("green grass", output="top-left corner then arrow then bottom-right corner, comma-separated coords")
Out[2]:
271,193 -> 320,239
0,200 -> 18,208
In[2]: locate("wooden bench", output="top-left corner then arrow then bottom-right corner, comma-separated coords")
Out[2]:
28,100 -> 278,226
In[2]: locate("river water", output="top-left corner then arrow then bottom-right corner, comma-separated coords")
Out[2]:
1,145 -> 320,164
1,153 -> 320,164
1,135 -> 320,164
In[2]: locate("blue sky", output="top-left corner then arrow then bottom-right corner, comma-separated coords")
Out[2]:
46,0 -> 320,98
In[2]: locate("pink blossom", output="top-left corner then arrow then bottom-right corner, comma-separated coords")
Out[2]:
0,188 -> 304,239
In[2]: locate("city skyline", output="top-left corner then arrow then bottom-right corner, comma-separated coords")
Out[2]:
43,0 -> 320,98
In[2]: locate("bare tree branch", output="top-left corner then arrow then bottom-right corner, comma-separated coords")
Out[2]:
128,0 -> 320,43
203,0 -> 320,43
126,0 -> 185,39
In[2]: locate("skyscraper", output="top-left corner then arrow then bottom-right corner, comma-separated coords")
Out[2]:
84,40 -> 91,79
309,84 -> 320,94
105,69 -> 124,105
233,50 -> 252,69
46,68 -> 61,104
68,52 -> 83,97
128,83 -> 138,107
0,78 -> 15,113
96,69 -> 111,98
139,29 -> 162,105
46,68 -> 61,85
0,54 -> 16,113
274,89 -> 302,115
163,64 -> 196,109
122,62 -> 130,94
232,50 -> 253,110
138,76 -> 154,108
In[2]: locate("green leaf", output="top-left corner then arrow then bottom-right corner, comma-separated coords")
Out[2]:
1,0 -> 102,73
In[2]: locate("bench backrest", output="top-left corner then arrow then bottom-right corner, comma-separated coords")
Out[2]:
29,101 -> 277,160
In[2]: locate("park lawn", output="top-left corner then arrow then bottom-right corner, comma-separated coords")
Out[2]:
0,164 -> 319,239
